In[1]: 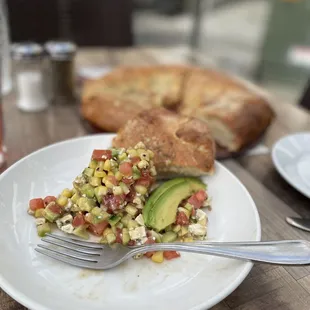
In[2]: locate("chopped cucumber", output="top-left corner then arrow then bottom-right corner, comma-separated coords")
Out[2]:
122,228 -> 130,245
71,193 -> 80,204
172,224 -> 181,233
106,233 -> 116,244
178,226 -> 188,237
37,223 -> 51,237
135,185 -> 147,195
97,161 -> 105,171
83,167 -> 94,177
119,182 -> 130,194
108,215 -> 121,226
103,160 -> 111,171
150,230 -> 162,242
118,153 -> 127,162
127,220 -> 139,230
115,171 -> 123,181
34,208 -> 45,218
94,186 -> 108,203
162,231 -> 178,243
44,206 -> 61,222
81,184 -> 95,198
89,160 -> 98,169
89,176 -> 101,187
125,205 -> 138,217
103,227 -> 113,237
184,202 -> 193,212
73,225 -> 89,239
121,214 -> 132,227
116,222 -> 124,229
132,166 -> 141,180
77,197 -> 96,212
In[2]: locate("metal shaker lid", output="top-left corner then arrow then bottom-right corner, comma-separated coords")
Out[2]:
45,41 -> 76,60
11,42 -> 44,60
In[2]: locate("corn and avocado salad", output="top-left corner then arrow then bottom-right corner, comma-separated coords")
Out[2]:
28,142 -> 211,263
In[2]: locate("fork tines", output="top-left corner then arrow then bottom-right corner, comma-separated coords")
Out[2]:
35,233 -> 104,269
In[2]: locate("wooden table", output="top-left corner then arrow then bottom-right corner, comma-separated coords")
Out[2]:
2,48 -> 310,310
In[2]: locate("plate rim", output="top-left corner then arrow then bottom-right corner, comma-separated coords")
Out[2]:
0,133 -> 261,310
271,132 -> 310,199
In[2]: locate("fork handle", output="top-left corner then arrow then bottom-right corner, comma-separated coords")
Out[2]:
131,240 -> 310,265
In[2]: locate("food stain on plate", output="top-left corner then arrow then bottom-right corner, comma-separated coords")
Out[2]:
78,269 -> 103,279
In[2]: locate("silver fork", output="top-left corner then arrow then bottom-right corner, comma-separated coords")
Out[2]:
35,234 -> 310,269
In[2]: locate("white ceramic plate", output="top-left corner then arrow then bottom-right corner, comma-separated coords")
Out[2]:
272,132 -> 310,199
0,134 -> 261,310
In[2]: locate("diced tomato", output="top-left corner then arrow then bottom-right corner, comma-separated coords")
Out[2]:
128,240 -> 136,246
130,156 -> 140,165
48,203 -> 63,215
188,194 -> 202,209
43,196 -> 56,206
72,213 -> 86,227
195,190 -> 207,202
144,237 -> 156,258
125,187 -> 136,202
175,212 -> 189,225
29,198 -> 44,211
106,175 -> 118,186
122,177 -> 134,185
92,150 -> 112,161
88,220 -> 109,236
103,194 -> 125,213
119,162 -> 133,176
115,228 -> 122,244
135,176 -> 151,187
191,208 -> 196,218
163,251 -> 180,260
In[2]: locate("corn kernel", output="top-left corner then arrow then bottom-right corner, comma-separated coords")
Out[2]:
135,185 -> 148,195
115,171 -> 123,181
61,188 -> 72,198
108,171 -> 114,176
94,170 -> 106,178
139,151 -> 149,161
105,180 -> 114,189
183,237 -> 193,243
103,159 -> 111,171
57,195 -> 68,207
151,251 -> 164,263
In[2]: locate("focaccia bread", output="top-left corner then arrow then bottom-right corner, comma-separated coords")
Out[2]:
81,65 -> 189,132
180,68 -> 275,151
81,65 -> 275,152
112,107 -> 215,177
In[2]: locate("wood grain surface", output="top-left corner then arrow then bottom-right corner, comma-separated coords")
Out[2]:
1,48 -> 310,310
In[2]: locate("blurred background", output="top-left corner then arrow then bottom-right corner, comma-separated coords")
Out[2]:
3,0 -> 310,106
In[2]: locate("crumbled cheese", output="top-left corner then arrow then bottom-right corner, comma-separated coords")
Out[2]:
129,226 -> 146,240
203,197 -> 212,208
138,160 -> 149,169
60,214 -> 73,225
133,197 -> 142,205
27,209 -> 35,215
196,209 -> 207,221
64,199 -> 73,212
56,219 -> 62,229
188,224 -> 207,236
135,214 -> 145,226
35,218 -> 46,226
61,224 -> 74,234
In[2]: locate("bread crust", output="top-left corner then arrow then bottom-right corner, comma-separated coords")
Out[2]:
112,108 -> 215,176
81,65 -> 275,151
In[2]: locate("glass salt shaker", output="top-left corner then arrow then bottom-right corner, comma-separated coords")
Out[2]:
11,42 -> 48,112
45,41 -> 77,105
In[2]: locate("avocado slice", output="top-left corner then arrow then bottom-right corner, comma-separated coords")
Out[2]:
146,178 -> 206,232
143,178 -> 186,225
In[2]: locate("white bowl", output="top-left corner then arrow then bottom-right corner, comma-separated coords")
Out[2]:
0,134 -> 261,310
272,132 -> 310,199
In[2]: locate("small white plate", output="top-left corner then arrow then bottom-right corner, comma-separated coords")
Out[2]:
0,134 -> 261,310
272,132 -> 310,199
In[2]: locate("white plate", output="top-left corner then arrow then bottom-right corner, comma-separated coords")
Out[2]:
0,134 -> 261,310
272,132 -> 310,199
